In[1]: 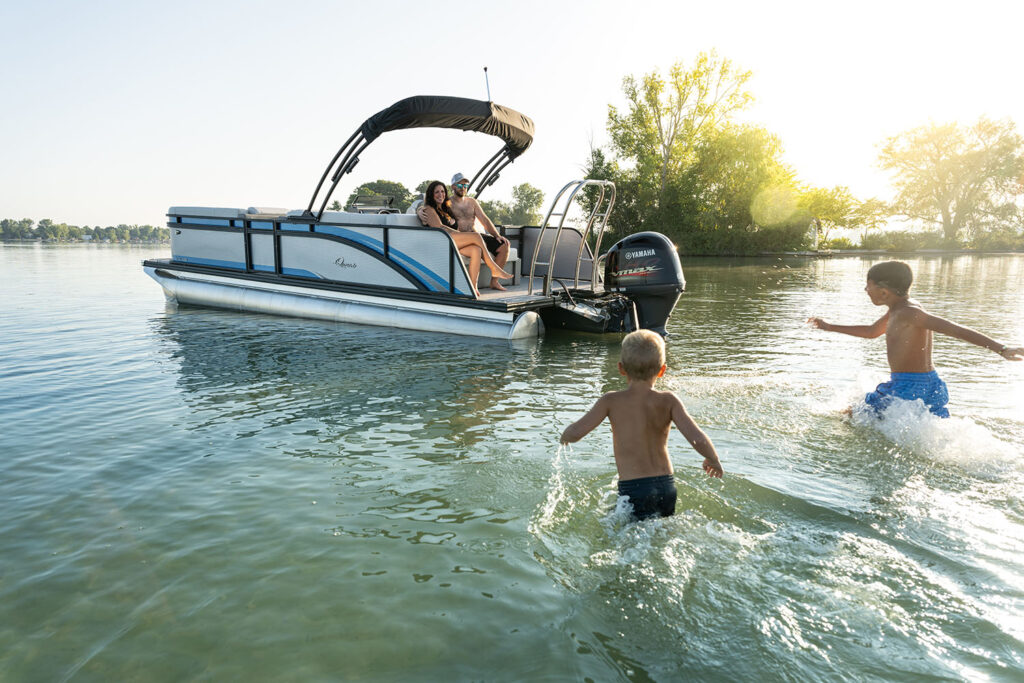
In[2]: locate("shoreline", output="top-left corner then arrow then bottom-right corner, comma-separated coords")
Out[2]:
1,239 -> 169,245
4,242 -> 1020,256
735,248 -> 1023,257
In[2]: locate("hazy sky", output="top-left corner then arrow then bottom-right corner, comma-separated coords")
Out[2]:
2,0 -> 1022,228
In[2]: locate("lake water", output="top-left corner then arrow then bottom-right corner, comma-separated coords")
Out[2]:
2,245 -> 1022,681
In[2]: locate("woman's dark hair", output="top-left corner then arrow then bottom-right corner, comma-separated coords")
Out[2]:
867,260 -> 913,296
424,180 -> 456,226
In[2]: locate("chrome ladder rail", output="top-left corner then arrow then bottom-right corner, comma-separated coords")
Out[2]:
527,179 -> 616,296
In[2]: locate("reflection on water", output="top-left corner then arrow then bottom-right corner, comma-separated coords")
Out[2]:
2,246 -> 1023,680
151,308 -> 542,450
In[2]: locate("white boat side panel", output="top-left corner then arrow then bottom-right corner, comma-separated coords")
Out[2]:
290,222 -> 472,295
389,228 -> 470,294
280,236 -> 414,288
251,233 -> 275,271
385,214 -> 425,228
172,228 -> 245,268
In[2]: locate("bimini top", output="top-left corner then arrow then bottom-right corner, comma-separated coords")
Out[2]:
360,95 -> 534,158
306,95 -> 535,219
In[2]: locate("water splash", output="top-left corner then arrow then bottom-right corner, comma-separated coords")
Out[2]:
534,444 -> 576,528
850,397 -> 1021,476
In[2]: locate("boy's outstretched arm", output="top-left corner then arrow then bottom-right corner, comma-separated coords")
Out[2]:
670,396 -> 723,478
912,310 -> 1024,360
560,396 -> 610,445
808,313 -> 889,339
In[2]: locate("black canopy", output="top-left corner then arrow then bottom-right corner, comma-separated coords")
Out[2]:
359,95 -> 534,159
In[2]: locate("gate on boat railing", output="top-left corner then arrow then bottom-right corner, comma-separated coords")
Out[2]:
527,179 -> 616,296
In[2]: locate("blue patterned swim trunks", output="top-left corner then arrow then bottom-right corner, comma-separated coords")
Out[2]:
864,370 -> 950,418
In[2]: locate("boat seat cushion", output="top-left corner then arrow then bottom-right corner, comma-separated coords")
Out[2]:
464,247 -> 519,286
169,206 -> 245,218
246,207 -> 289,216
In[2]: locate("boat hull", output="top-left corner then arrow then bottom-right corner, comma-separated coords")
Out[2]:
145,266 -> 543,340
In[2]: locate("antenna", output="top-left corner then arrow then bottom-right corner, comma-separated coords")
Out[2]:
483,66 -> 491,101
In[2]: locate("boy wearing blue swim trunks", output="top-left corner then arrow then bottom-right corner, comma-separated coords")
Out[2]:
808,261 -> 1023,417
560,330 -> 723,521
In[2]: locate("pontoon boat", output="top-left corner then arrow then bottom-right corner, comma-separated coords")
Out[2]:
143,96 -> 685,339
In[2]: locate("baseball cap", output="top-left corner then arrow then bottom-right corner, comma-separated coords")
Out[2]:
451,172 -> 468,185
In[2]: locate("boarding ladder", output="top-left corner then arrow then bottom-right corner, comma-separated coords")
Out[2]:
527,179 -> 616,296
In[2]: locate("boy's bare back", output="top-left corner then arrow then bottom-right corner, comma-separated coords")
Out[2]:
565,382 -> 721,481
604,384 -> 682,479
883,299 -> 935,373
561,329 -> 723,491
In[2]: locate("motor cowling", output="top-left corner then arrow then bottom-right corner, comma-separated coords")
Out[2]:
603,232 -> 685,335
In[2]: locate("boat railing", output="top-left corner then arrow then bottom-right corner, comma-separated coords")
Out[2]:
526,179 -> 616,296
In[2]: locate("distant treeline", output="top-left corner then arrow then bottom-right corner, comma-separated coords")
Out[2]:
1,218 -> 169,243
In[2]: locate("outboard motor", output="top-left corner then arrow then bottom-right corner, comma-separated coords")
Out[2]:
604,232 -> 685,335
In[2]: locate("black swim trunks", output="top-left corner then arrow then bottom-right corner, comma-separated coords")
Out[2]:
617,474 -> 677,520
481,233 -> 502,257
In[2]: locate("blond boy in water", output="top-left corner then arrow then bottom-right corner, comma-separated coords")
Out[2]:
561,330 -> 723,520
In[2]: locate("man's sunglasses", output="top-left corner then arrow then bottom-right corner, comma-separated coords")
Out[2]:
455,182 -> 470,188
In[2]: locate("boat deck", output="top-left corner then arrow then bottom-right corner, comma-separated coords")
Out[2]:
475,275 -> 605,305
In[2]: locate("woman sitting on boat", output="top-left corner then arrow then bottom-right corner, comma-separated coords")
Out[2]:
418,180 -> 513,297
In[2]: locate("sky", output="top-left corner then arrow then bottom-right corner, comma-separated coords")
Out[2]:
2,0 -> 1023,229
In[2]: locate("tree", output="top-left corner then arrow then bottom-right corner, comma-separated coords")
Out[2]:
478,199 -> 512,225
607,51 -> 753,221
509,183 -> 544,225
1,218 -> 35,240
477,184 -> 545,226
798,186 -> 885,244
344,179 -> 415,212
672,124 -> 807,253
879,117 -> 1024,243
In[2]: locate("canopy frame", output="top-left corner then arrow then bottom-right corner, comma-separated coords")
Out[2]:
303,96 -> 535,221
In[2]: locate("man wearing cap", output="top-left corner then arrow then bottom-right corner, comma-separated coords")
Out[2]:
447,172 -> 511,291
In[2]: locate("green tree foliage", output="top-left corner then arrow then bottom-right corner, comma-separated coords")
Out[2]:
344,179 -> 415,212
592,115 -> 814,253
510,183 -> 544,225
799,186 -> 886,245
1,218 -> 36,240
672,124 -> 808,253
479,199 -> 512,225
590,54 -> 837,253
879,117 -> 1024,243
479,183 -> 545,226
607,51 -> 753,215
586,54 -> 965,254
1,218 -> 169,242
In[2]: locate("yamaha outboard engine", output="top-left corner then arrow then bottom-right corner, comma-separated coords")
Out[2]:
604,232 -> 685,335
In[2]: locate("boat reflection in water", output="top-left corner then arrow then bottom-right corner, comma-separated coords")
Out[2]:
150,305 -> 545,452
